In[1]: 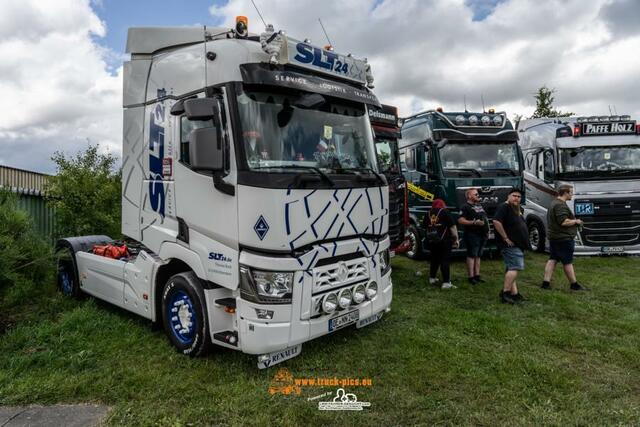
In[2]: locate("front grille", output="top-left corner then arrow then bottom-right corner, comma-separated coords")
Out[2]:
577,198 -> 640,246
313,258 -> 369,295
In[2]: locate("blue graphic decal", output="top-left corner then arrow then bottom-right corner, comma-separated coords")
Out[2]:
254,215 -> 270,240
148,101 -> 166,218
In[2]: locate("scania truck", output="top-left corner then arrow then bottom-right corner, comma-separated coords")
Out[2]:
370,104 -> 409,255
55,20 -> 392,369
518,115 -> 640,254
398,109 -> 524,258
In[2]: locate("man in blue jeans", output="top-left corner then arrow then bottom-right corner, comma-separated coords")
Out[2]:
493,188 -> 530,304
541,185 -> 589,291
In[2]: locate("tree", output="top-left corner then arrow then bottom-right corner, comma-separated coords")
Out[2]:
46,144 -> 121,239
0,189 -> 52,291
530,85 -> 573,118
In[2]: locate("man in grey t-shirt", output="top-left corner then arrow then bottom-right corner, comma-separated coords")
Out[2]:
541,185 -> 589,291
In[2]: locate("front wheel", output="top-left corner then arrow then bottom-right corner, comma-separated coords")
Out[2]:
56,247 -> 81,298
162,271 -> 212,357
528,219 -> 546,253
405,225 -> 424,260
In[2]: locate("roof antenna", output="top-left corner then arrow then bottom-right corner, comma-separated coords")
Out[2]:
250,0 -> 267,28
608,105 -> 612,115
481,94 -> 485,113
318,18 -> 334,49
613,105 -> 618,115
464,95 -> 468,113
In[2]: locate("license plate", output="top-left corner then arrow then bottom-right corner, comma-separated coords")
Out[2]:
257,344 -> 302,369
601,246 -> 624,253
356,312 -> 383,329
328,310 -> 359,332
575,202 -> 594,215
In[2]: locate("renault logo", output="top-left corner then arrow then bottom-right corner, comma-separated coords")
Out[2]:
337,262 -> 349,283
480,186 -> 492,193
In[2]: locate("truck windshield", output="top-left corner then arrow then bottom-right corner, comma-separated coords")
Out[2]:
558,146 -> 640,175
438,142 -> 520,174
236,89 -> 377,172
375,138 -> 400,174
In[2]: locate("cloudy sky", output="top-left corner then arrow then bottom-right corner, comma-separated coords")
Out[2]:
1,0 -> 639,173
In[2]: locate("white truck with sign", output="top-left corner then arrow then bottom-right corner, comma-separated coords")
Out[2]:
55,20 -> 392,368
518,115 -> 640,254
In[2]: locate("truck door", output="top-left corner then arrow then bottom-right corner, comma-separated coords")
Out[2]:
536,149 -> 557,205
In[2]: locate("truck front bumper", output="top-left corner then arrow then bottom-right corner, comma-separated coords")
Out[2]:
237,269 -> 392,355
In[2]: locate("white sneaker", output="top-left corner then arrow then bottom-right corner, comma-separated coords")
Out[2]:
429,277 -> 438,285
441,282 -> 457,289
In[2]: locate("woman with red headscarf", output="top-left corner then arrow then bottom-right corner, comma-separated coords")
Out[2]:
422,198 -> 459,289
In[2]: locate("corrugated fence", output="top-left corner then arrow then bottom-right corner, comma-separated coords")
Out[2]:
0,165 -> 56,242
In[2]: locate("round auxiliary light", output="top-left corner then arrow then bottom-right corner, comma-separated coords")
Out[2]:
481,115 -> 491,126
588,116 -> 598,122
468,115 -> 479,126
322,293 -> 338,314
609,115 -> 620,122
365,281 -> 378,300
455,115 -> 466,125
576,117 -> 586,123
352,283 -> 366,304
338,288 -> 352,309
598,116 -> 609,122
621,115 -> 631,121
492,115 -> 503,126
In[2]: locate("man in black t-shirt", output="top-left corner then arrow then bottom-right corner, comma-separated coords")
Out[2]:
422,199 -> 459,289
492,188 -> 530,304
458,188 -> 489,285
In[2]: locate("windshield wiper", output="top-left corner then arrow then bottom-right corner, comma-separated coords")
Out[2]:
482,168 -> 518,176
444,168 -> 482,177
253,165 -> 335,187
336,167 -> 387,185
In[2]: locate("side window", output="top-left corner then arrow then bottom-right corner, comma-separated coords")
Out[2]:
180,116 -> 214,166
415,146 -> 427,172
543,150 -> 555,181
405,148 -> 416,171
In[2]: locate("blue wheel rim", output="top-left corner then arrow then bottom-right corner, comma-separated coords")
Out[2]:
167,290 -> 198,345
59,268 -> 73,295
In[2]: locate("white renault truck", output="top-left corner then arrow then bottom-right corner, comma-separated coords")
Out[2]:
519,115 -> 640,255
55,21 -> 392,368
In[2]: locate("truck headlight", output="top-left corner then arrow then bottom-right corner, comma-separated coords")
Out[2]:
365,281 -> 378,300
379,250 -> 391,276
352,283 -> 366,304
240,266 -> 293,304
322,293 -> 338,314
337,288 -> 352,309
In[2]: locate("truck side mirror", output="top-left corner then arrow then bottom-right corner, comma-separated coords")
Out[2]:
189,127 -> 224,172
184,98 -> 217,120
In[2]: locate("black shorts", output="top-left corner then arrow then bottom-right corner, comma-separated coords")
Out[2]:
464,233 -> 487,258
549,240 -> 575,265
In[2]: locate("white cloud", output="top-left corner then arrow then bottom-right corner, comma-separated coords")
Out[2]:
0,0 -> 121,173
211,0 -> 640,119
1,0 -> 639,172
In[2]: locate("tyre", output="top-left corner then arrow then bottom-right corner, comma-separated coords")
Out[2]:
56,247 -> 81,298
405,224 -> 424,260
161,271 -> 212,357
528,219 -> 546,253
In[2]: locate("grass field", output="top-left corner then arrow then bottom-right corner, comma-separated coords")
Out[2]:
1,253 -> 639,426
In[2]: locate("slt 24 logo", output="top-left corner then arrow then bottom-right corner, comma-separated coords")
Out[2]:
209,252 -> 231,262
294,43 -> 349,75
